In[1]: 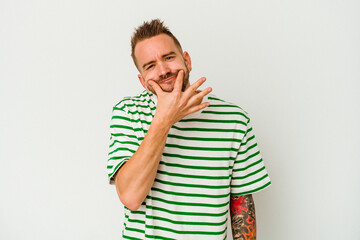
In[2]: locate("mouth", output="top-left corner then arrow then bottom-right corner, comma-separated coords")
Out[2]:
159,75 -> 176,84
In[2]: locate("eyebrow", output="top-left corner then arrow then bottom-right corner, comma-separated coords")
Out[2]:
142,51 -> 176,70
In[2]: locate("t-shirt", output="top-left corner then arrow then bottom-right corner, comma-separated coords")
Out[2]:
107,90 -> 271,240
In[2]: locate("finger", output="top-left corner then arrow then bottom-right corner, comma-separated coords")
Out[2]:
184,77 -> 206,96
187,87 -> 212,106
174,70 -> 184,92
186,101 -> 210,115
149,80 -> 162,95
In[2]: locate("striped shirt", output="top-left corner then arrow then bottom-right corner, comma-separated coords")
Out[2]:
107,90 -> 271,239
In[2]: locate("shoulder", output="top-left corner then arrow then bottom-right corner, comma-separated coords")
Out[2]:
112,90 -> 152,113
206,94 -> 250,123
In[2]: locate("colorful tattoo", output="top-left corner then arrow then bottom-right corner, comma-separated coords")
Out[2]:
230,194 -> 256,240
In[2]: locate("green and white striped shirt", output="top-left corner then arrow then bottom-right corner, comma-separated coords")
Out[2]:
108,90 -> 271,239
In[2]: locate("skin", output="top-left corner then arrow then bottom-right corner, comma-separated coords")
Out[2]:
135,34 -> 191,94
230,194 -> 257,240
114,34 -> 212,210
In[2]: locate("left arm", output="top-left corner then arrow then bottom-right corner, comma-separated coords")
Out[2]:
230,194 -> 256,240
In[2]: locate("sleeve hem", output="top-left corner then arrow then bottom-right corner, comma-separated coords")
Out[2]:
108,158 -> 129,185
230,180 -> 271,196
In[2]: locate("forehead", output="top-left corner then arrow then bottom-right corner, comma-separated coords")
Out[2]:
134,34 -> 182,65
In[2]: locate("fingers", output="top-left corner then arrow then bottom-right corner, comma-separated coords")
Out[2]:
149,80 -> 162,95
187,87 -> 212,106
173,70 -> 184,92
187,101 -> 210,115
184,77 -> 206,97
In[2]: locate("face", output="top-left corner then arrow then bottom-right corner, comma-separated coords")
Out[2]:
134,34 -> 192,94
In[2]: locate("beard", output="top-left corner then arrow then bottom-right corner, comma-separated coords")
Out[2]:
147,67 -> 190,94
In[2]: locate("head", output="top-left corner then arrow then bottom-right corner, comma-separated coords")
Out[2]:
131,19 -> 192,94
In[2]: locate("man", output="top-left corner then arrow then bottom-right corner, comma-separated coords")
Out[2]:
107,19 -> 271,239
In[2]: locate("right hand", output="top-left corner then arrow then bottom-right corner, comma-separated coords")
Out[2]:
149,70 -> 212,127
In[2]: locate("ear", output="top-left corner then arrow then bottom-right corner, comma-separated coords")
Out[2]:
138,74 -> 148,90
183,51 -> 192,72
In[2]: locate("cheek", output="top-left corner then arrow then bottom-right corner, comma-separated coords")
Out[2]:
175,61 -> 187,70
143,72 -> 156,82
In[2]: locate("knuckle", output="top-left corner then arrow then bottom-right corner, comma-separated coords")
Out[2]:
194,93 -> 204,100
179,99 -> 187,107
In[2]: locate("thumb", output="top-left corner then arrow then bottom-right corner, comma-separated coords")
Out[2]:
149,80 -> 162,95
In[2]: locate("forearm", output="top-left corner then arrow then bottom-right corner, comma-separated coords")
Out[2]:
114,72 -> 211,211
114,116 -> 171,210
230,194 -> 256,240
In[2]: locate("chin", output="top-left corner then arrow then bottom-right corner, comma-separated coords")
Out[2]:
158,81 -> 176,92
160,86 -> 175,93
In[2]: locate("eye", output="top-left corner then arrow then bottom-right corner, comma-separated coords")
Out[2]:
146,64 -> 154,70
166,56 -> 174,60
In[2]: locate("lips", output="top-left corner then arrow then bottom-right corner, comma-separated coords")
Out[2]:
160,76 -> 176,83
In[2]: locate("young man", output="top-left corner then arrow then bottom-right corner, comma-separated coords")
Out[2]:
107,19 -> 271,239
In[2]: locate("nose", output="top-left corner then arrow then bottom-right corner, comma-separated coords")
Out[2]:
157,62 -> 170,79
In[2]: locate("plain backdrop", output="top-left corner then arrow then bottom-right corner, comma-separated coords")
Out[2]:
1,0 -> 359,239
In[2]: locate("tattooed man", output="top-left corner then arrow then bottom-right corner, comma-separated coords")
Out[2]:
107,19 -> 271,239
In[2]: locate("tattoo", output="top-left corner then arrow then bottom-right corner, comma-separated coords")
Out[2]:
230,194 -> 256,240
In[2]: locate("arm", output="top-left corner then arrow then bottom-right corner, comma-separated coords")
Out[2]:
230,194 -> 257,240
114,116 -> 171,211
114,70 -> 212,211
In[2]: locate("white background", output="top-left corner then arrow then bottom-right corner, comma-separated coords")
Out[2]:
1,0 -> 359,239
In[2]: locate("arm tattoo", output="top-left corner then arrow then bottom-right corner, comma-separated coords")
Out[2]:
230,194 -> 256,240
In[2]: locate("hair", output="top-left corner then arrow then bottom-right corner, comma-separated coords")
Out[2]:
131,19 -> 183,68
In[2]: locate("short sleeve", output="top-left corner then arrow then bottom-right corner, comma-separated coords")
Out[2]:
230,117 -> 271,196
107,106 -> 140,184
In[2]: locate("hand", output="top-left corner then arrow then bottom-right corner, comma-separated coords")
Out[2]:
149,70 -> 212,127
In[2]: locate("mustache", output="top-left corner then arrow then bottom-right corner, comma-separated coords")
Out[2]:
157,70 -> 180,82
